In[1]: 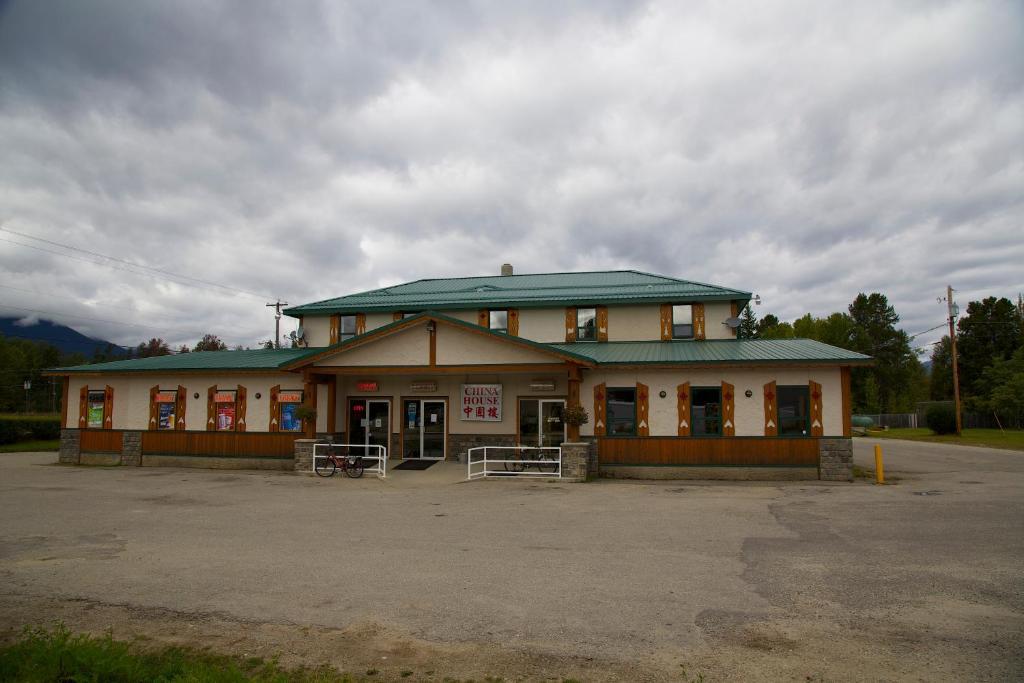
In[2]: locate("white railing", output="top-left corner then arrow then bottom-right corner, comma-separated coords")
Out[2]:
467,446 -> 561,480
313,443 -> 387,479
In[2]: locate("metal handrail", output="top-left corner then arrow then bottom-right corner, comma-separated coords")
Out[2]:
467,445 -> 561,480
312,442 -> 387,479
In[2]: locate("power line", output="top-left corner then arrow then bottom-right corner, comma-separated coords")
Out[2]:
0,228 -> 272,300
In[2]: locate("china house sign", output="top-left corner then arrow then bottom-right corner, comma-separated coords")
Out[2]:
460,384 -> 502,421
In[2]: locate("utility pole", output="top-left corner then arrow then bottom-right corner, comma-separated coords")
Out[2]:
946,285 -> 963,436
266,300 -> 288,349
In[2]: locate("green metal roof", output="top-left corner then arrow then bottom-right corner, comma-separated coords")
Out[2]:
285,270 -> 751,316
51,348 -> 312,374
546,339 -> 872,365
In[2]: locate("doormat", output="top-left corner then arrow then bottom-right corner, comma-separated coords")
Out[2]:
393,459 -> 439,470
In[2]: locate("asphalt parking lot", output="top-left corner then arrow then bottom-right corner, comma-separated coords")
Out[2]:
1,440 -> 1022,681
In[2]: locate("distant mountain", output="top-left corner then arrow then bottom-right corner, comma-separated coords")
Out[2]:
0,317 -> 127,357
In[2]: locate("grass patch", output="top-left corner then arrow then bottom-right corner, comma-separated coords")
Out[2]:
0,624 -> 356,682
865,428 -> 1024,452
0,439 -> 59,453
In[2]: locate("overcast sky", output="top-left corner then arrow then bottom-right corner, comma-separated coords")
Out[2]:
1,0 -> 1021,353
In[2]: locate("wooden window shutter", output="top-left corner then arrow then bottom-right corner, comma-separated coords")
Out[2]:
103,385 -> 114,428
236,385 -> 247,432
596,306 -> 608,342
693,303 -> 706,340
809,380 -> 824,437
677,382 -> 691,436
329,314 -> 340,345
207,385 -> 217,431
764,381 -> 778,436
175,385 -> 187,430
660,304 -> 673,341
478,310 -> 489,327
565,307 -> 577,342
79,385 -> 88,428
355,313 -> 366,335
269,385 -> 281,432
593,382 -> 606,436
508,309 -> 519,336
730,302 -> 739,337
636,382 -> 650,436
721,381 -> 735,436
148,385 -> 159,430
393,312 -> 403,321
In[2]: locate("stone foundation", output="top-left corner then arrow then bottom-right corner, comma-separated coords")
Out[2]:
560,442 -> 592,482
59,428 -> 80,464
447,433 -> 517,463
819,437 -> 853,481
293,438 -> 324,472
121,430 -> 142,466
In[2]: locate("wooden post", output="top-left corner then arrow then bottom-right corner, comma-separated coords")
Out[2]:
567,364 -> 581,441
947,285 -> 963,436
326,376 -> 337,434
303,372 -> 317,439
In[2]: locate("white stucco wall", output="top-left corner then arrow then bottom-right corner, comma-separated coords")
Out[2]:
607,305 -> 660,341
435,324 -> 559,365
703,301 -> 738,340
314,326 -> 429,366
579,366 -> 843,437
300,316 -> 332,347
515,308 -> 567,343
364,312 -> 394,332
65,373 -> 301,432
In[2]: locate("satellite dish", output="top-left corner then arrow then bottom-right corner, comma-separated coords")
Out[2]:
295,325 -> 305,340
724,317 -> 741,329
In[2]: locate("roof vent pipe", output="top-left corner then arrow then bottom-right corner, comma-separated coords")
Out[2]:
500,263 -> 513,276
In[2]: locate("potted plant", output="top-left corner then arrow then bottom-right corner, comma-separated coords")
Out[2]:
293,406 -> 317,428
563,405 -> 589,430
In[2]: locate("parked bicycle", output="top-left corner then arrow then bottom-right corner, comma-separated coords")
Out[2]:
314,445 -> 365,478
503,446 -> 559,474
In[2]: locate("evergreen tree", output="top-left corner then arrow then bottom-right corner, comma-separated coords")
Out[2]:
738,304 -> 758,339
929,336 -> 953,401
955,296 -> 1023,396
847,293 -> 921,414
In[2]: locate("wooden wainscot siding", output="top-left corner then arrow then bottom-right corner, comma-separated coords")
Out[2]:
677,382 -> 691,436
596,306 -> 608,342
721,381 -> 735,436
80,430 -> 124,453
598,437 -> 820,467
508,308 -> 519,336
763,381 -> 778,436
593,382 -> 607,436
659,304 -> 672,341
140,431 -> 297,458
565,307 -> 577,342
809,380 -> 824,437
636,382 -> 650,436
693,303 -> 706,340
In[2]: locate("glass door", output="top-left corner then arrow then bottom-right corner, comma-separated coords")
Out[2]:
402,399 -> 446,459
349,399 -> 390,458
519,399 -> 566,447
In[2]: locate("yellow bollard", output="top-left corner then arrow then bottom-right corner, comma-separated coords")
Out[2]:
874,444 -> 885,485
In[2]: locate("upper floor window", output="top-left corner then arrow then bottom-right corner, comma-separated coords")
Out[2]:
339,315 -> 357,341
778,386 -> 810,436
488,309 -> 508,334
577,307 -> 597,342
606,387 -> 636,436
402,312 -> 419,319
691,387 -> 721,436
672,304 -> 693,339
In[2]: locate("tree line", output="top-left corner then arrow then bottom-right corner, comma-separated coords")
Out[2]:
741,292 -> 1024,422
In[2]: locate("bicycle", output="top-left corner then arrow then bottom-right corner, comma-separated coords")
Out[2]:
503,446 -> 559,474
314,445 -> 365,478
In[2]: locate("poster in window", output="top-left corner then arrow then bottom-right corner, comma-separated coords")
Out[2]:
216,402 -> 235,431
281,402 -> 301,432
158,402 -> 176,430
87,392 -> 105,428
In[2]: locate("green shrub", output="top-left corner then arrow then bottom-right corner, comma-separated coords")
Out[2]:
29,420 -> 61,440
0,421 -> 19,445
925,404 -> 958,434
0,416 -> 60,444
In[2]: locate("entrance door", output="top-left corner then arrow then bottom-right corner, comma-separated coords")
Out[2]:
519,399 -> 566,447
402,399 -> 446,459
349,399 -> 390,458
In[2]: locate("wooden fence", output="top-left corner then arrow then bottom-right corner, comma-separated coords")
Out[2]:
141,431 -> 298,459
80,430 -> 123,453
597,437 -> 819,467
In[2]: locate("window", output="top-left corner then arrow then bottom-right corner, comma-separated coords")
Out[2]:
402,311 -> 419,318
154,390 -> 177,430
691,387 -> 721,436
277,390 -> 303,432
606,387 -> 636,436
778,386 -> 810,436
672,304 -> 693,339
488,309 -> 508,334
214,390 -> 237,431
339,315 -> 357,341
86,390 -> 105,428
577,307 -> 597,341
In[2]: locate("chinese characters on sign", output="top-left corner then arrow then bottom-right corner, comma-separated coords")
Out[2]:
460,384 -> 502,421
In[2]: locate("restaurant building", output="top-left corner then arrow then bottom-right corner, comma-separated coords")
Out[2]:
50,268 -> 869,480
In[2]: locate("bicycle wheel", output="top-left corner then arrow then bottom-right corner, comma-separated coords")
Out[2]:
504,452 -> 525,472
537,452 -> 559,473
345,457 -> 365,478
314,454 -> 337,477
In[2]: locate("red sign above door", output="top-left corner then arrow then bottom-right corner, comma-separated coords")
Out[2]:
355,381 -> 379,392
